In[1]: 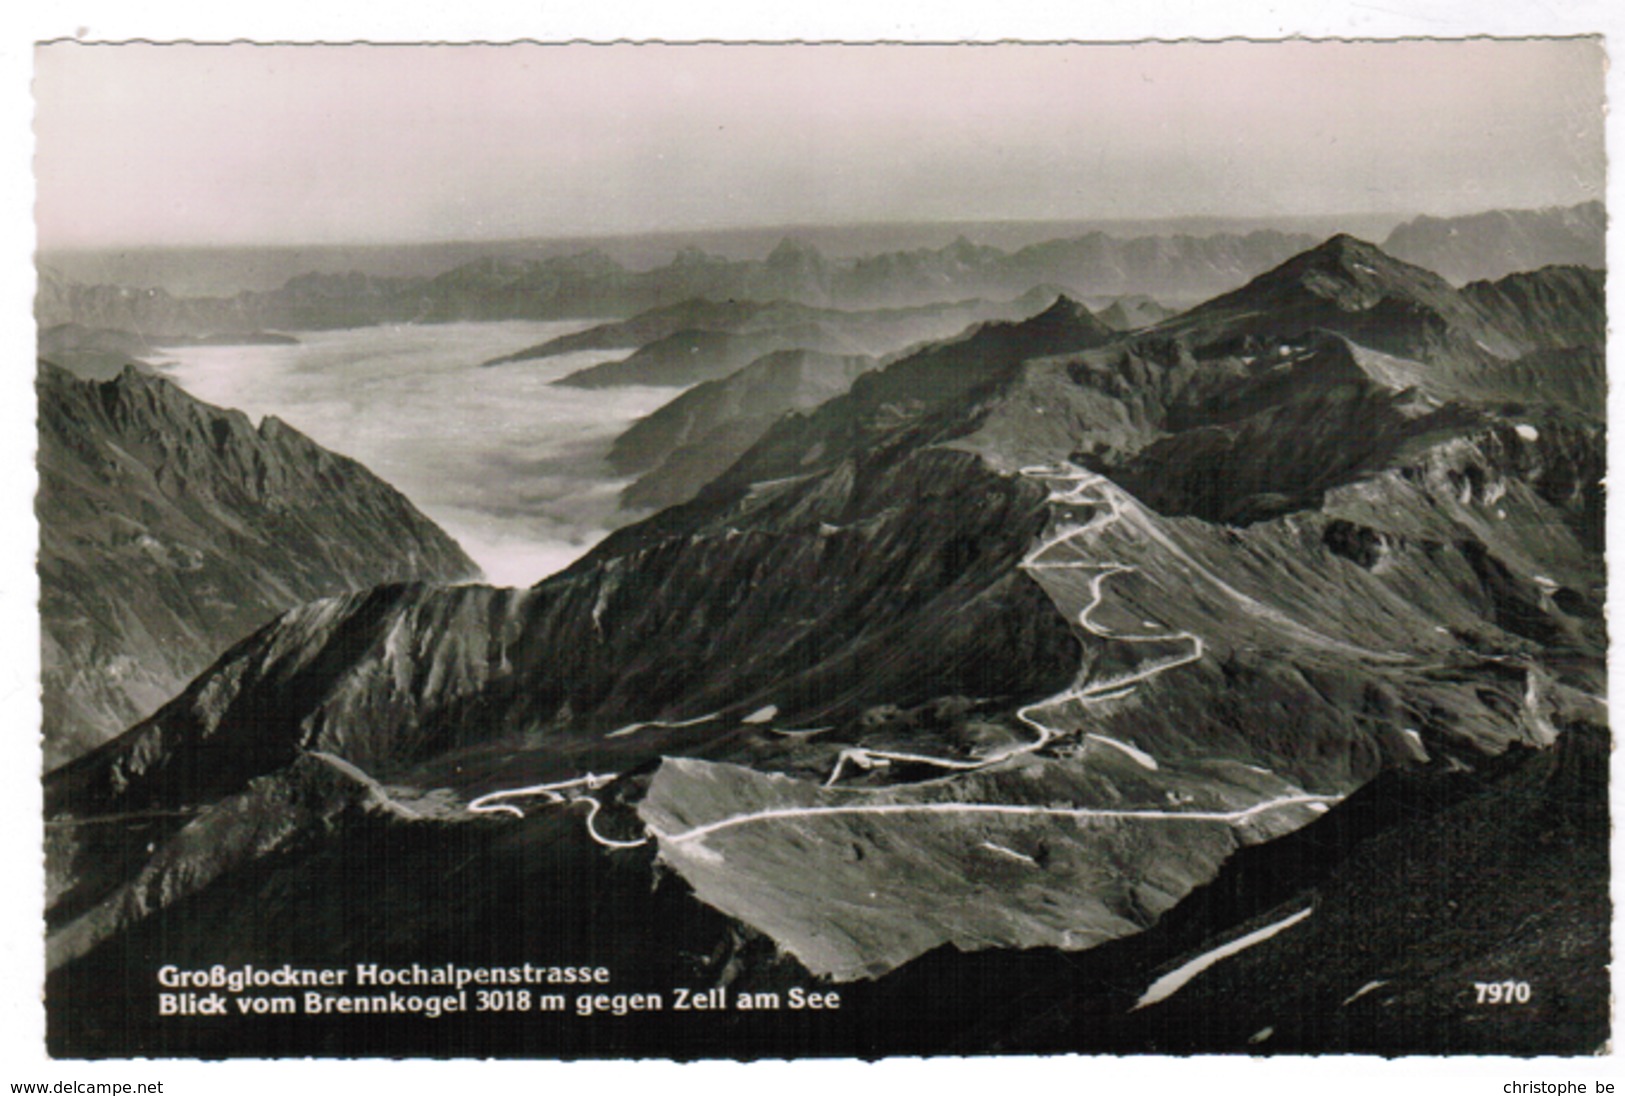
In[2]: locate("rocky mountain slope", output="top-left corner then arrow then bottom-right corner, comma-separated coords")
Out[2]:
1383,201 -> 1605,284
611,349 -> 878,511
37,363 -> 481,766
605,294 -> 1122,510
44,237 -> 1606,1056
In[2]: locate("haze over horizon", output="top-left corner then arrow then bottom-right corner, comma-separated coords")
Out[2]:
34,39 -> 1605,252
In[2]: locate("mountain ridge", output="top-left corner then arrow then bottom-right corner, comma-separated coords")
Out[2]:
37,362 -> 482,766
1383,201 -> 1605,284
36,229 -> 1322,335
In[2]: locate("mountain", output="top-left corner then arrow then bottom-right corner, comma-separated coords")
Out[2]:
483,288 -> 1073,369
991,230 -> 1317,302
1097,294 -> 1177,331
553,328 -> 857,389
534,289 -> 1080,393
710,294 -> 1118,487
1161,233 -> 1519,354
1382,202 -> 1605,284
36,363 -> 481,767
1462,264 -> 1605,350
601,293 -> 1111,508
1150,236 -> 1602,408
43,238 -> 1606,1056
37,229 -> 1323,338
36,324 -> 162,381
37,323 -> 301,381
612,349 -> 879,511
485,298 -> 780,363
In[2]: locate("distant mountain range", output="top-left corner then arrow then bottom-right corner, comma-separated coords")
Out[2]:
1384,201 -> 1605,284
43,232 -> 1607,1056
599,235 -> 1601,513
36,363 -> 480,766
36,203 -> 1598,351
36,229 -> 1324,335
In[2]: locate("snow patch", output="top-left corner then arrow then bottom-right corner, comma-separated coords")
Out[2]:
742,705 -> 779,724
1400,727 -> 1429,761
978,841 -> 1038,865
1341,979 -> 1389,1006
1087,733 -> 1160,771
1133,906 -> 1314,1010
607,711 -> 721,739
680,841 -> 725,865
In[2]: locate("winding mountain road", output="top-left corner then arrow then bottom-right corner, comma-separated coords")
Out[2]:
459,462 -> 1336,852
467,772 -> 615,819
825,463 -> 1200,786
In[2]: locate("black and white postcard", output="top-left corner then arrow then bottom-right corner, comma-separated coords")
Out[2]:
14,17 -> 1616,1079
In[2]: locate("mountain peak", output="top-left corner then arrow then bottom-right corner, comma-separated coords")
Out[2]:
767,237 -> 824,264
1038,291 -> 1086,315
671,245 -> 721,267
942,235 -> 991,261
1310,232 -> 1388,261
1219,232 -> 1452,314
1018,294 -> 1114,344
1161,231 -> 1531,366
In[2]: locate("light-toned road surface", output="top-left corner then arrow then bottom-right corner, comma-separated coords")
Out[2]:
652,792 -> 1343,846
467,772 -> 616,819
579,796 -> 652,849
468,771 -> 650,849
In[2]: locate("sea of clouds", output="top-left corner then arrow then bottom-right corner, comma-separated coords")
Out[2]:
155,320 -> 679,587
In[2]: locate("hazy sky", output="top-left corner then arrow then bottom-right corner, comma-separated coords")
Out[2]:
33,39 -> 1606,249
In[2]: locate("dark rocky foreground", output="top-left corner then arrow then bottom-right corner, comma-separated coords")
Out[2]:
46,724 -> 1605,1057
42,235 -> 1607,1057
